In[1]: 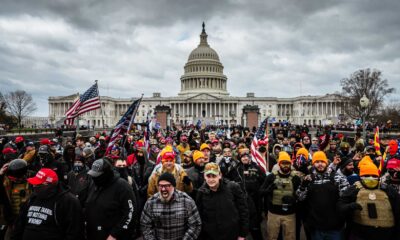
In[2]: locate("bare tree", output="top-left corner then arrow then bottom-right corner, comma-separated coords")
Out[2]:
0,92 -> 6,113
340,68 -> 395,119
4,90 -> 37,128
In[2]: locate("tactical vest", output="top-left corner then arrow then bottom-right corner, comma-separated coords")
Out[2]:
10,182 -> 30,217
272,171 -> 294,206
353,186 -> 394,228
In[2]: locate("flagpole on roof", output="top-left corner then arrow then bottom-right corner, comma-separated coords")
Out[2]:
95,80 -> 106,129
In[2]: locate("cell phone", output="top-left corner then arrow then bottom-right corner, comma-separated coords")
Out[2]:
367,203 -> 378,219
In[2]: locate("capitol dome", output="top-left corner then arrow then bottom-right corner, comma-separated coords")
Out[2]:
179,22 -> 228,97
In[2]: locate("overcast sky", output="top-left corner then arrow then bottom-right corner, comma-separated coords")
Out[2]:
0,0 -> 399,116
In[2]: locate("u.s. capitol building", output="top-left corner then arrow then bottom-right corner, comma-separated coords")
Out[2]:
49,23 -> 343,129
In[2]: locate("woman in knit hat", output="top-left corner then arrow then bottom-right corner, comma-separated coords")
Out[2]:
338,162 -> 400,240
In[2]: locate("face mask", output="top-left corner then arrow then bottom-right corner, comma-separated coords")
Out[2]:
259,146 -> 267,153
137,155 -> 145,164
39,153 -> 52,164
223,157 -> 231,164
92,170 -> 113,187
34,184 -> 57,199
117,167 -> 129,179
73,162 -> 84,173
361,177 -> 379,189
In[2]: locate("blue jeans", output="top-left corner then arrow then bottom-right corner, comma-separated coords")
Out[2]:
311,230 -> 343,240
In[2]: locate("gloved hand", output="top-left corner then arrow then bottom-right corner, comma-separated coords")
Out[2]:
301,175 -> 312,188
182,176 -> 192,185
350,202 -> 363,211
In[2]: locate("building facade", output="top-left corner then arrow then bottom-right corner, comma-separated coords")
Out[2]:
49,23 -> 343,129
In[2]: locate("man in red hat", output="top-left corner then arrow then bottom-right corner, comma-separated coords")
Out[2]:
12,168 -> 83,240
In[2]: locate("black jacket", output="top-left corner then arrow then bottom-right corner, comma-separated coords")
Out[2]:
337,184 -> 400,240
131,155 -> 154,213
196,179 -> 249,240
85,175 -> 136,240
12,184 -> 83,240
186,164 -> 205,199
67,169 -> 93,207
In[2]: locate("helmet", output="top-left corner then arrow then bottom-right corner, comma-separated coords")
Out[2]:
7,159 -> 28,178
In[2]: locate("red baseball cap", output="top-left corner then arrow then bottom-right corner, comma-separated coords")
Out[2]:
28,168 -> 58,185
162,151 -> 175,161
15,136 -> 24,143
387,158 -> 400,169
40,138 -> 51,145
2,147 -> 17,155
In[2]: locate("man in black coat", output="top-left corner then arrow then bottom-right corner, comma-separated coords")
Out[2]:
131,147 -> 154,214
196,162 -> 249,240
232,152 -> 265,240
12,168 -> 83,240
85,159 -> 137,240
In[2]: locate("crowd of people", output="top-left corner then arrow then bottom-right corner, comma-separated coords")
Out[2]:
0,123 -> 399,240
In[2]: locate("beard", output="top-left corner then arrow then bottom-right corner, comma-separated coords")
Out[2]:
160,190 -> 173,202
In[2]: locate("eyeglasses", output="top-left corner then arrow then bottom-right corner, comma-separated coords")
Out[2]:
158,184 -> 172,189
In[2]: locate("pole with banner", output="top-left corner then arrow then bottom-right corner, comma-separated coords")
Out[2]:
75,92 -> 80,135
95,80 -> 106,129
122,94 -> 144,147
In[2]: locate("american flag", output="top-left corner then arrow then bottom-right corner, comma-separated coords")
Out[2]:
106,98 -> 142,154
250,117 -> 269,173
64,83 -> 101,125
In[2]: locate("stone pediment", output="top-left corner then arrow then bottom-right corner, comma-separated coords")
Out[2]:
186,93 -> 221,101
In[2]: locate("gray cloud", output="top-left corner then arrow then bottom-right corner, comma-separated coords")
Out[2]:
0,0 -> 399,116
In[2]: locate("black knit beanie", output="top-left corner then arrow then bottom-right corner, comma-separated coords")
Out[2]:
158,172 -> 176,187
339,157 -> 353,171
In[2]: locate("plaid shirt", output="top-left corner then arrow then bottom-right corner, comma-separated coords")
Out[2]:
140,190 -> 201,240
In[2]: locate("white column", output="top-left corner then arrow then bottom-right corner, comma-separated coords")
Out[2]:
222,103 -> 225,119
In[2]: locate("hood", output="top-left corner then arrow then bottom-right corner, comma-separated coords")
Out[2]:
272,144 -> 282,155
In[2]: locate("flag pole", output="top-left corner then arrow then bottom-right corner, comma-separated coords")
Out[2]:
95,80 -> 106,129
266,117 -> 270,173
76,92 -> 80,135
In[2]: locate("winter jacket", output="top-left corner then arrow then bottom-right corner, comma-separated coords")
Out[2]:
196,179 -> 249,240
296,170 -> 344,231
232,162 -> 266,228
12,184 -> 83,240
147,164 -> 193,198
85,175 -> 136,240
21,149 -> 36,163
67,169 -> 93,207
186,164 -> 204,199
131,153 -> 154,213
